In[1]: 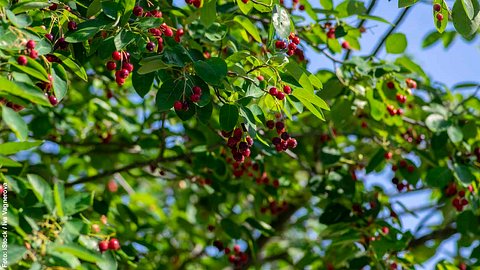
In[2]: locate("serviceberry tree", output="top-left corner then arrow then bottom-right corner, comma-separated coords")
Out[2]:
0,0 -> 479,269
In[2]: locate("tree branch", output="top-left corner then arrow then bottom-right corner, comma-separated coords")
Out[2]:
343,0 -> 377,61
408,226 -> 457,249
65,155 -> 187,187
370,7 -> 411,58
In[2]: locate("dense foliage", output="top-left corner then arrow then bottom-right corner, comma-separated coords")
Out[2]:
1,0 -> 480,269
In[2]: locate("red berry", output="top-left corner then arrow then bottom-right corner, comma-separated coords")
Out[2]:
257,75 -> 264,81
406,78 -> 417,89
68,21 -> 77,31
98,241 -> 109,252
275,40 -> 287,49
163,27 -> 173,37
407,164 -> 415,173
266,120 -> 275,129
433,3 -> 441,12
436,13 -> 444,21
49,95 -> 58,106
341,41 -> 350,50
381,226 -> 389,234
224,247 -> 231,254
228,255 -> 236,263
176,28 -> 184,36
269,87 -> 278,96
286,138 -> 297,148
118,69 -> 129,79
327,29 -> 335,39
384,151 -> 393,160
115,76 -> 125,86
292,36 -> 300,45
174,101 -> 183,111
192,86 -> 202,95
288,42 -> 297,51
122,62 -> 134,72
107,179 -> 118,192
108,238 -> 121,251
133,6 -> 143,16
29,50 -> 38,59
233,127 -> 243,138
193,0 -> 201,8
49,3 -> 58,10
275,121 -> 284,131
112,51 -> 122,61
246,136 -> 254,146
272,137 -> 281,145
458,190 -> 466,197
45,33 -> 54,41
26,40 -> 36,50
283,85 -> 292,94
106,61 -> 116,70
276,92 -> 285,100
17,55 -> 27,66
190,94 -> 201,102
299,4 -> 305,10
242,0 -> 249,3
233,244 -> 241,254
399,160 -> 407,167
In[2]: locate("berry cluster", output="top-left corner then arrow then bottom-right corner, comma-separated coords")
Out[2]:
0,98 -> 24,112
225,158 -> 257,178
105,51 -> 133,86
68,20 -> 77,31
275,33 -> 304,60
396,93 -> 407,103
17,39 -> 38,66
391,177 -> 413,192
212,242 -> 248,267
260,200 -> 288,215
452,190 -> 468,212
325,23 -> 336,39
254,172 -> 280,188
433,3 -> 444,21
173,85 -> 204,111
223,127 -> 253,163
133,6 -> 162,18
401,127 -> 425,144
386,104 -> 403,116
98,238 -> 121,253
266,120 -> 297,152
268,85 -> 291,101
35,74 -> 58,106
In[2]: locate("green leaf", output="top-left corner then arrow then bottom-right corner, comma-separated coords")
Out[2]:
319,203 -> 351,225
6,10 -> 32,28
398,0 -> 418,8
27,174 -> 54,211
55,54 -> 88,81
65,27 -> 100,43
193,58 -> 227,85
447,126 -> 463,143
2,106 -> 28,141
452,0 -> 480,37
11,1 -> 50,13
64,193 -> 93,215
53,244 -> 103,263
425,114 -> 450,132
155,79 -> 183,112
53,182 -> 65,217
366,148 -> 386,173
219,104 -> 239,131
237,0 -> 253,14
0,155 -> 22,167
234,16 -> 262,43
87,0 -> 102,17
11,57 -> 49,82
272,5 -> 291,39
425,167 -> 453,188
245,217 -> 274,236
422,31 -> 442,48
457,210 -> 478,234
221,218 -> 241,238
320,0 -> 333,9
114,30 -> 136,50
0,78 -> 50,106
0,141 -> 42,155
453,164 -> 475,184
385,33 -> 407,54
461,0 -> 475,19
395,56 -> 428,81
201,0 -> 217,28
6,245 -> 27,266
119,0 -> 135,26
51,64 -> 68,101
132,71 -> 155,98
138,55 -> 172,74
357,15 -> 393,25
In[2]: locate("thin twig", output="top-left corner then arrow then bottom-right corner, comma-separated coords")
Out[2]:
343,0 -> 377,61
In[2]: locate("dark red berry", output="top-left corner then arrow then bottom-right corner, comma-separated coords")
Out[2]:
174,101 -> 183,111
246,136 -> 253,146
275,121 -> 284,131
266,120 -> 275,129
272,137 -> 281,145
269,87 -> 278,96
190,94 -> 200,102
283,85 -> 292,94
122,62 -> 134,72
49,95 -> 58,106
433,3 -> 441,12
436,13 -> 444,21
17,55 -> 27,66
288,43 -> 297,51
133,6 -> 143,16
26,40 -> 36,50
68,21 -> 77,31
386,81 -> 395,89
146,42 -> 156,51
276,92 -> 285,100
106,61 -> 116,70
341,41 -> 350,50
192,86 -> 202,95
292,36 -> 300,45
118,69 -> 129,79
45,33 -> 54,41
384,152 -> 393,160
29,50 -> 38,59
49,3 -> 58,10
